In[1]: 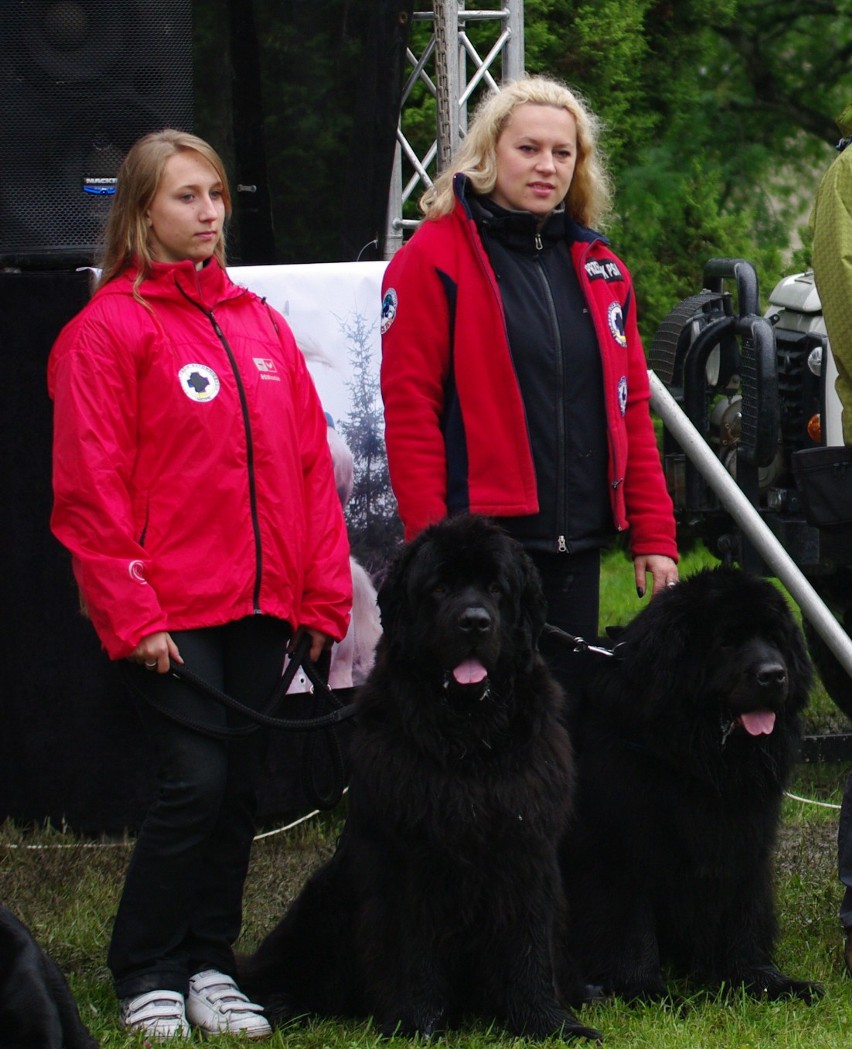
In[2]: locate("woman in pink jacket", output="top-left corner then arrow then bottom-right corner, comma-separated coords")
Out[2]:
48,130 -> 351,1041
381,76 -> 678,681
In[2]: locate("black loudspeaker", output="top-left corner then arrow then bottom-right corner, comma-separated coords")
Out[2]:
0,1 -> 193,269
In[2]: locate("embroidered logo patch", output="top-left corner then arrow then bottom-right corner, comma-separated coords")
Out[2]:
128,560 -> 148,584
608,303 -> 627,347
585,259 -> 623,282
253,357 -> 280,382
381,288 -> 398,334
618,376 -> 628,416
179,363 -> 220,402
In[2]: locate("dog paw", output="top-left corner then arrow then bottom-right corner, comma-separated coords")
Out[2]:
562,1019 -> 604,1043
377,1009 -> 447,1039
261,992 -> 311,1028
764,977 -> 824,1004
513,1008 -> 603,1043
736,965 -> 823,1004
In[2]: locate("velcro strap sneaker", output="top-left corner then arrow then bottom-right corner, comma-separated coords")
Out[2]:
186,969 -> 272,1038
120,989 -> 190,1040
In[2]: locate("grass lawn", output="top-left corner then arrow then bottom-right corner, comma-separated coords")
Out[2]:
3,543 -> 852,1047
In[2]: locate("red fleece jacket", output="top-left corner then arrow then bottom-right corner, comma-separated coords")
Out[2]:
380,184 -> 677,561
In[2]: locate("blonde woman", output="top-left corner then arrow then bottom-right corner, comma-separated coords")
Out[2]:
381,75 -> 677,682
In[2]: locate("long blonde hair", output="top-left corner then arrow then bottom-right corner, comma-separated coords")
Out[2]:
96,129 -> 232,291
420,75 -> 612,228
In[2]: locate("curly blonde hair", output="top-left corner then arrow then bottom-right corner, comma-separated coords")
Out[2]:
96,129 -> 232,292
420,75 -> 612,228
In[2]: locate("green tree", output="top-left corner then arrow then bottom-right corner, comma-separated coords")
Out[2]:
337,312 -> 403,574
524,0 -> 850,337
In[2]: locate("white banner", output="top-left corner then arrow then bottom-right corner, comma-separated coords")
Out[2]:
229,261 -> 388,430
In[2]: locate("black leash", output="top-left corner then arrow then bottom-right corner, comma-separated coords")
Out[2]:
129,633 -> 359,810
541,622 -> 620,658
164,633 -> 360,736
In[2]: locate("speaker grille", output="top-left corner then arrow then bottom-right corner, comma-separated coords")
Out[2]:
1,1 -> 193,267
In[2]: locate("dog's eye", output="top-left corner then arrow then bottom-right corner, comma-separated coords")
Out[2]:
432,584 -> 447,596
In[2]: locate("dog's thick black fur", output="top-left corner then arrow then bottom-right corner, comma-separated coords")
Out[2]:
241,515 -> 600,1041
0,904 -> 99,1048
561,566 -> 822,1004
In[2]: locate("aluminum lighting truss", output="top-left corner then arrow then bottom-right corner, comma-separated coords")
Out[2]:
384,0 -> 524,257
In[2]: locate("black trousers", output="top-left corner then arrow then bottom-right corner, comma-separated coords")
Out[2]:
528,548 -> 601,695
108,615 -> 290,999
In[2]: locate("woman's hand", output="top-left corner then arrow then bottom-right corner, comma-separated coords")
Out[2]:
292,626 -> 334,663
129,631 -> 183,673
634,555 -> 679,599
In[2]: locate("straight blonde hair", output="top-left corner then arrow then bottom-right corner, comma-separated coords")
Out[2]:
420,75 -> 612,229
96,129 -> 232,292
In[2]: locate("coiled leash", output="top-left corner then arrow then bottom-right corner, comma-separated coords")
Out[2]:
133,633 -> 359,809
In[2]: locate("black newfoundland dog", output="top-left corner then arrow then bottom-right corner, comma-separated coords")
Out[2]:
241,515 -> 600,1042
0,904 -> 99,1049
561,565 -> 822,1004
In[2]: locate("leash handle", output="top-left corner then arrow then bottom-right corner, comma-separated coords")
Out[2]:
165,640 -> 359,733
541,622 -> 618,658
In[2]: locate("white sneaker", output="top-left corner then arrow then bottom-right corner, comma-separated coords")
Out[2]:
120,989 -> 190,1040
186,969 -> 272,1038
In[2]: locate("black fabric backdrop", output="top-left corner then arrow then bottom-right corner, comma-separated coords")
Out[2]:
0,271 -> 350,834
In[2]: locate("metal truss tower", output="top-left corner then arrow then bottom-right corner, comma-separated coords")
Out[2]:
384,0 -> 525,257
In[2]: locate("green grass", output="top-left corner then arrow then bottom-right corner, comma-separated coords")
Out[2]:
3,780 -> 852,1049
3,543 -> 852,1047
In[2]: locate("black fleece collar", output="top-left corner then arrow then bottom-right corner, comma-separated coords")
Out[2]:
470,195 -> 568,254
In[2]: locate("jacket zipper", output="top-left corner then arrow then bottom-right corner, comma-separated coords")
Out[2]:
210,312 -> 264,612
180,285 -> 264,612
532,252 -> 568,553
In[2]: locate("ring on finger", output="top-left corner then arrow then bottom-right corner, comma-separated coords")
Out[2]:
144,660 -> 158,669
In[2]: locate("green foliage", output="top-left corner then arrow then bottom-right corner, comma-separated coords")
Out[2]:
521,0 -> 851,337
612,151 -> 786,341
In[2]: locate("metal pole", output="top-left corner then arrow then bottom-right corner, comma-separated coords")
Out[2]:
383,142 -> 405,261
505,0 -> 524,77
649,370 -> 852,678
433,0 -> 458,172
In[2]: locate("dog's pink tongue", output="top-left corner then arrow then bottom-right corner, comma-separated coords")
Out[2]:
739,710 -> 776,736
452,658 -> 488,685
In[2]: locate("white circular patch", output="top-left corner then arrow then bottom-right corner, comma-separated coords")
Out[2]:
178,363 -> 220,402
381,288 -> 398,334
608,302 -> 627,347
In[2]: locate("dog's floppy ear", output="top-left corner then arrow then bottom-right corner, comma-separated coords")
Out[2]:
774,598 -> 814,713
376,534 -> 425,640
516,545 -> 548,646
591,587 -> 703,724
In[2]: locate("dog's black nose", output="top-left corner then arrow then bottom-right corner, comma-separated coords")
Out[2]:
756,662 -> 786,688
459,606 -> 491,634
